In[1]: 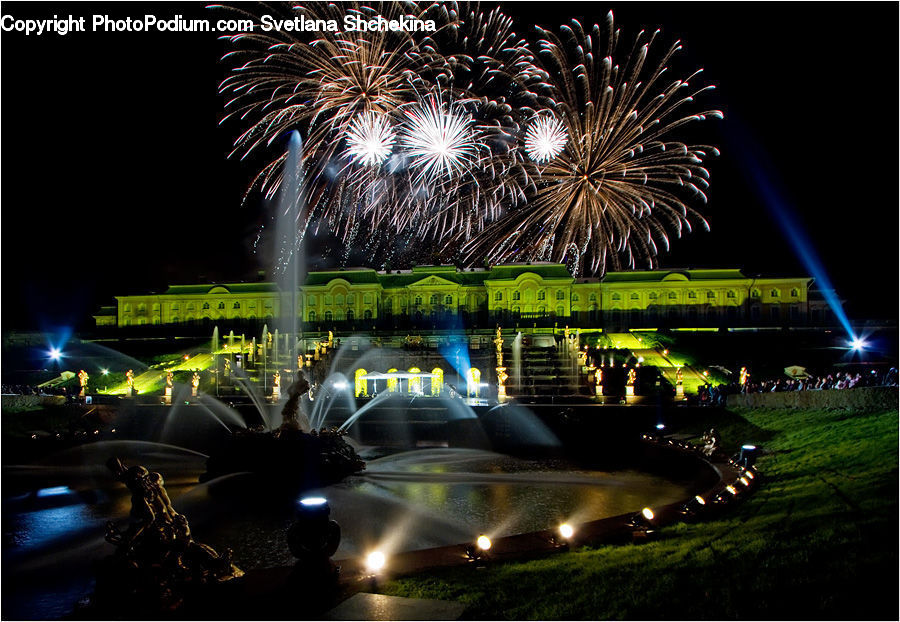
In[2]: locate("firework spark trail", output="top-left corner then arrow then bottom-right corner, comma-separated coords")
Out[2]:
460,11 -> 721,274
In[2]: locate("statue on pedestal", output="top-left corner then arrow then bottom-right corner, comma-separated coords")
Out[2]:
125,369 -> 134,396
627,368 -> 637,386
94,457 -> 243,614
191,372 -> 200,397
164,371 -> 174,404
78,369 -> 89,398
272,371 -> 281,401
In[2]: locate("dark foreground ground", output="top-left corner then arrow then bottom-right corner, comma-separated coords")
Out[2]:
378,406 -> 899,620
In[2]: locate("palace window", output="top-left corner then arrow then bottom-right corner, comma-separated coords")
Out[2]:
512,306 -> 521,315
218,302 -> 225,309
308,295 -> 316,305
727,290 -> 736,299
556,306 -> 564,316
688,291 -> 697,299
537,290 -> 546,300
364,294 -> 372,304
364,309 -> 372,320
325,295 -> 333,305
124,304 -> 132,313
415,296 -> 423,305
347,294 -> 355,305
630,293 -> 639,300
138,304 -> 146,313
770,289 -> 781,298
648,292 -> 658,300
233,302 -> 241,309
790,288 -> 799,297
324,311 -> 333,322
431,294 -> 440,305
589,294 -> 597,302
152,303 -> 160,312
512,290 -> 521,301
707,291 -> 716,299
202,302 -> 210,310
611,293 -> 621,301
444,295 -> 452,305
538,305 -> 546,315
347,310 -> 354,322
308,311 -> 316,322
187,303 -> 195,310
751,289 -> 761,298
336,295 -> 344,306
668,291 -> 677,300
556,290 -> 565,300
572,294 -> 579,302
171,303 -> 179,310
495,291 -> 502,301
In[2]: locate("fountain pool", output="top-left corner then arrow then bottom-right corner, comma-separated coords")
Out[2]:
2,441 -> 697,620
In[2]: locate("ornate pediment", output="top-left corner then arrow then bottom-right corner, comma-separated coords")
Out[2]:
408,276 -> 459,289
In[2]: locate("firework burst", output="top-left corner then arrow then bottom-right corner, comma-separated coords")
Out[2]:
461,12 -> 722,274
524,114 -> 569,163
344,112 -> 397,166
400,95 -> 482,182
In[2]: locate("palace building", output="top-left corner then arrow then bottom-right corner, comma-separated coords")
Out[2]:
95,263 -> 831,331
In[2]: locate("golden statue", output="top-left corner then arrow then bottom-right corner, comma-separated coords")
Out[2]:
328,330 -> 334,348
166,371 -> 174,388
273,371 -> 281,388
493,326 -> 504,367
676,367 -> 684,386
627,368 -> 637,386
739,366 -> 749,386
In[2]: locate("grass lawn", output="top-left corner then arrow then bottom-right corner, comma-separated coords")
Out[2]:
379,407 -> 899,619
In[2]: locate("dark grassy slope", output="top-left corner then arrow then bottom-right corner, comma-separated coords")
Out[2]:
380,407 -> 899,620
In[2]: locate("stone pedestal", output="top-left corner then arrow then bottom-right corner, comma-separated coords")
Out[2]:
676,384 -> 685,400
164,387 -> 172,405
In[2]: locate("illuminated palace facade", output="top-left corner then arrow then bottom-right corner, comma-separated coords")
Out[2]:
96,263 -> 832,332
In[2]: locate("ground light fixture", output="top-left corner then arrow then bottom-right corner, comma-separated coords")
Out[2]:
739,444 -> 759,468
48,347 -> 62,361
552,522 -> 576,547
477,535 -> 492,551
629,508 -> 656,543
365,550 -> 386,574
680,495 -> 707,519
466,535 -> 492,562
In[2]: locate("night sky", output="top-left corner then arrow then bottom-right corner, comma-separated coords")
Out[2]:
1,2 -> 897,332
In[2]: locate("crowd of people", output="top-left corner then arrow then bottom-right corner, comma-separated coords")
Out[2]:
741,367 -> 898,394
695,367 -> 898,406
